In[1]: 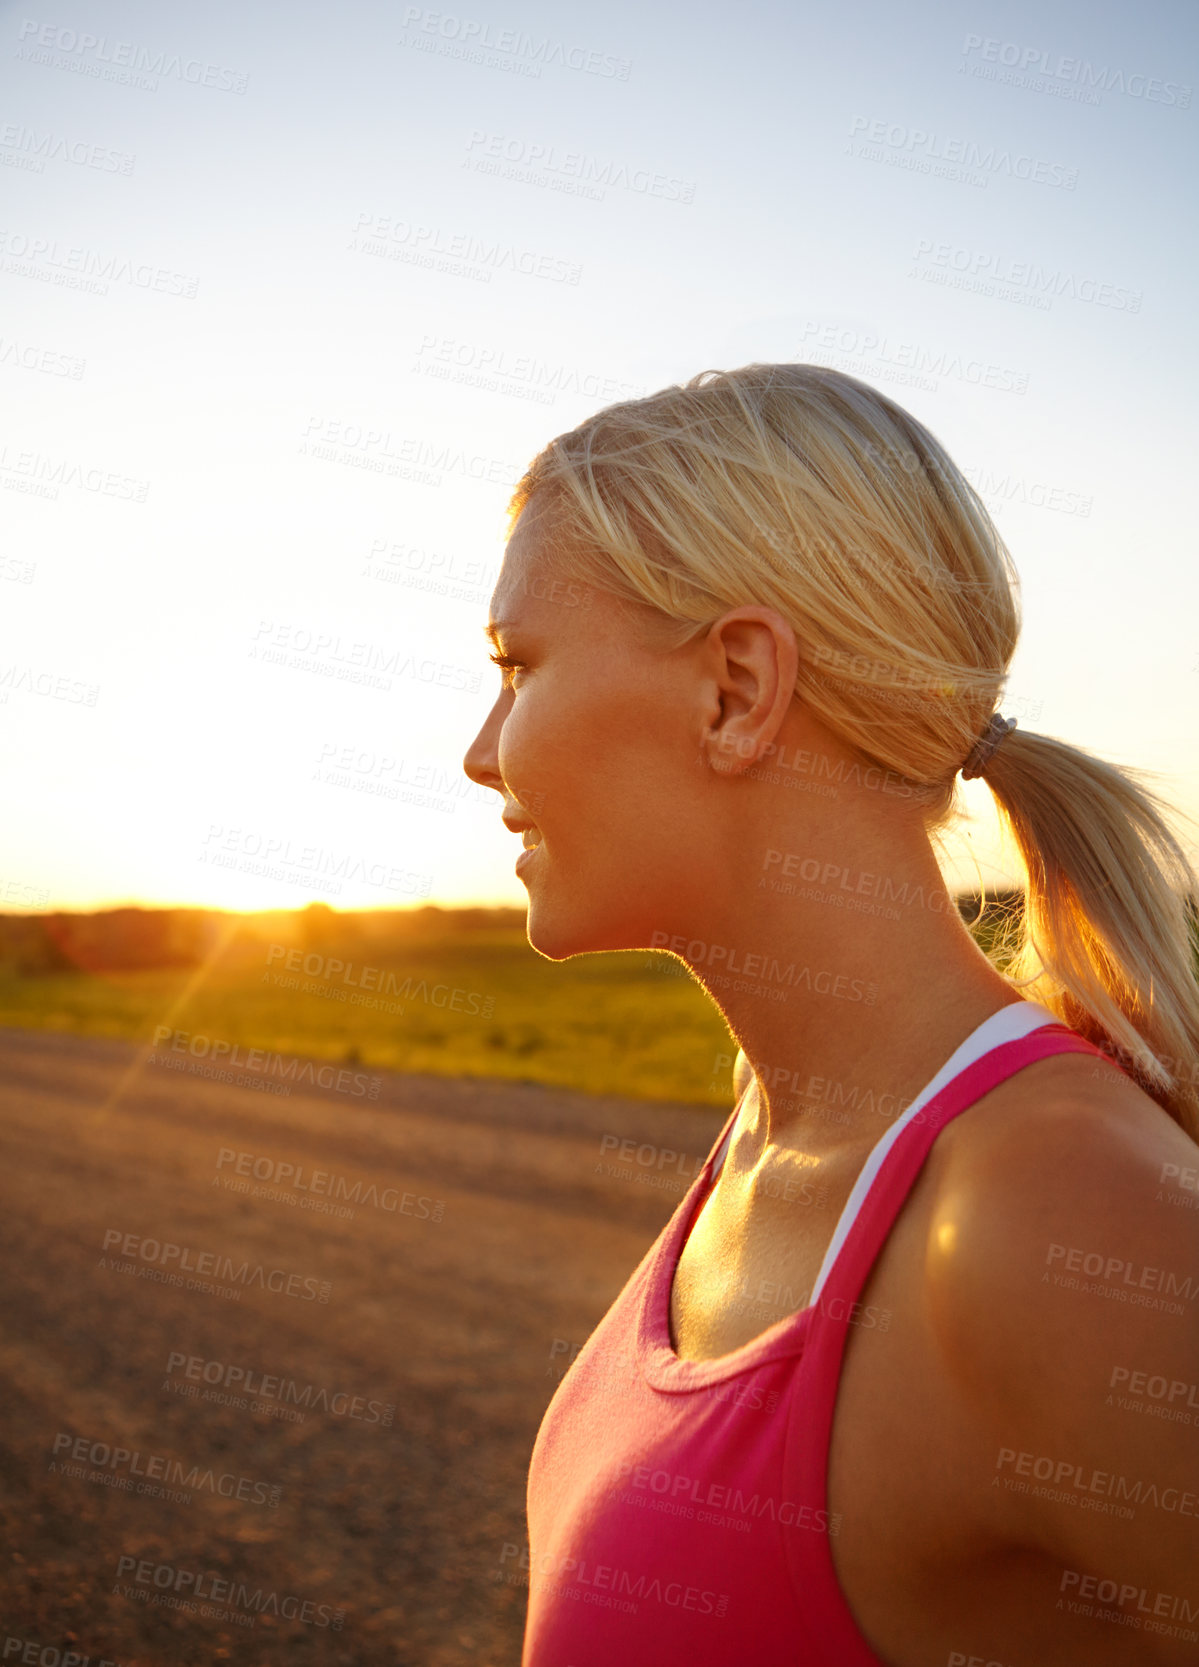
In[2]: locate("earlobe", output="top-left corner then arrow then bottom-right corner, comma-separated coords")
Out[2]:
698,724 -> 760,775
697,607 -> 798,776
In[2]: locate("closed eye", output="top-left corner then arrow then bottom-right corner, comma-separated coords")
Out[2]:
488,651 -> 524,688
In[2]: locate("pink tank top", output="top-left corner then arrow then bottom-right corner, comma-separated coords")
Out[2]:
522,1002 -> 1114,1664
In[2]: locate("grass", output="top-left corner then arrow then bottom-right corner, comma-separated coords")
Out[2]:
0,894 -> 1050,1106
0,927 -> 739,1105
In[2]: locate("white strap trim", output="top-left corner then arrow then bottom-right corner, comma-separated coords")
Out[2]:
709,1086 -> 745,1178
807,1000 -> 1059,1305
706,1001 -> 1060,1303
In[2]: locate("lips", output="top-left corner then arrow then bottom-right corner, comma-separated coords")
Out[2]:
502,813 -> 542,850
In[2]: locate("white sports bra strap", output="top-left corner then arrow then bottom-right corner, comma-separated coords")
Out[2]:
706,1001 -> 1060,1308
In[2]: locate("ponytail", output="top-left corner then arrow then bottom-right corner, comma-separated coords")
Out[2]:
981,728 -> 1199,1136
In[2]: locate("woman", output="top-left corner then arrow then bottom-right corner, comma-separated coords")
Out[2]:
463,365 -> 1199,1665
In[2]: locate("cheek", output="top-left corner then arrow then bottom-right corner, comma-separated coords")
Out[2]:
498,681 -> 624,829
497,684 -> 579,809
498,663 -> 683,836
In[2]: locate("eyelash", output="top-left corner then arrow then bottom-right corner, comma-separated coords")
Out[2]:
488,651 -> 524,688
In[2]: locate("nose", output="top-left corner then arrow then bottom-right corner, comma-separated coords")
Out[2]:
462,688 -> 511,794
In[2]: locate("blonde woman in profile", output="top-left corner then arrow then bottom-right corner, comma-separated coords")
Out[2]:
463,365 -> 1199,1666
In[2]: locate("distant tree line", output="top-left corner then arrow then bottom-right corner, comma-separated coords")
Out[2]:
0,896 -> 1021,976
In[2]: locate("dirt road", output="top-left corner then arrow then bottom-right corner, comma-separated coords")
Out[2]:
0,1026 -> 725,1666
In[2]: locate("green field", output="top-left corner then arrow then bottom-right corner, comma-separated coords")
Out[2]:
0,899 -> 1029,1106
0,924 -> 741,1104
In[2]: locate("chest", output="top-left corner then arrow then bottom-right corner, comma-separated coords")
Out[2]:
665,1146 -> 1097,1667
668,1147 -> 859,1360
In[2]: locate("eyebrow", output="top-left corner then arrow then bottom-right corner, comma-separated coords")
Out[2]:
483,619 -> 515,648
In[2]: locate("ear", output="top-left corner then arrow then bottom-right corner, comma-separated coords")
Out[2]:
697,607 -> 799,775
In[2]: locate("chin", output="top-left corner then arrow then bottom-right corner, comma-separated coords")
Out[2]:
521,846 -> 675,960
524,902 -> 602,962
524,892 -> 655,962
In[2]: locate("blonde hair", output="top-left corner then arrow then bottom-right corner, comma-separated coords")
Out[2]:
508,363 -> 1199,1134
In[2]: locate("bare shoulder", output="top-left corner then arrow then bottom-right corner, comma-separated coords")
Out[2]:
923,1050 -> 1199,1364
930,1049 -> 1198,1260
917,1048 -> 1199,1588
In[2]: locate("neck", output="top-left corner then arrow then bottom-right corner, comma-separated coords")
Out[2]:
686,803 -> 1017,1159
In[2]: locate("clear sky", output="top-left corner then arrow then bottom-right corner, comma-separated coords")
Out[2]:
2,0 -> 1196,912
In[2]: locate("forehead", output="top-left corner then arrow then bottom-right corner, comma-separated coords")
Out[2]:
484,495 -> 665,655
486,498 -> 568,626
489,513 -> 539,609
